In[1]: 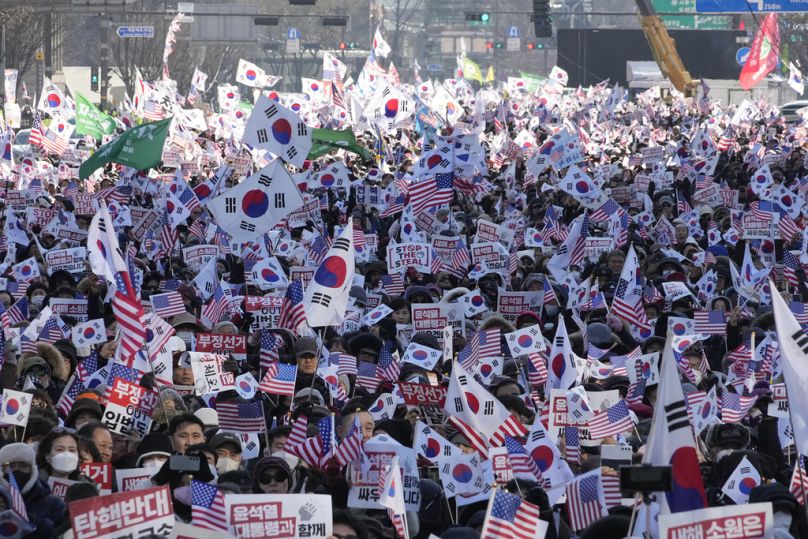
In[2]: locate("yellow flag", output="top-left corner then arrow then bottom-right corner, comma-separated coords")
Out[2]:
485,65 -> 494,83
462,57 -> 484,83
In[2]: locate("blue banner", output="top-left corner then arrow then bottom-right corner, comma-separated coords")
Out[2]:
696,0 -> 808,12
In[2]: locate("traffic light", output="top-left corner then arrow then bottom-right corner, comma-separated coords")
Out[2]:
526,42 -> 535,50
533,0 -> 552,38
90,68 -> 99,92
494,41 -> 504,49
486,40 -> 494,49
465,12 -> 491,25
338,41 -> 347,50
254,16 -> 280,26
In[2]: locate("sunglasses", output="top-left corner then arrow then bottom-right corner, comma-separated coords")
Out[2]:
259,471 -> 289,484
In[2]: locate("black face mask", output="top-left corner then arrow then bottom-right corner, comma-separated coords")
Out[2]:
10,471 -> 30,490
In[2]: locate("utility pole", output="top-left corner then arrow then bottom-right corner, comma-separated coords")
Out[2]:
100,15 -> 110,110
44,12 -> 53,79
0,23 -> 5,106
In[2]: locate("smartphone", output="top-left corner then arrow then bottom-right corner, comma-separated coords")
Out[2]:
170,455 -> 201,473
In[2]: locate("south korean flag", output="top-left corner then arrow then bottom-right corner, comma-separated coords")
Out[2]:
72,319 -> 107,347
243,94 -> 312,168
303,217 -> 355,327
207,159 -> 305,243
315,162 -> 351,190
505,324 -> 546,357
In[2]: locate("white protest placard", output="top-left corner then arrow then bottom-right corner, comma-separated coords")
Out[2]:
245,295 -> 283,331
102,378 -> 145,435
286,197 -> 321,228
225,493 -> 332,538
50,298 -> 89,322
188,352 -> 236,395
471,242 -> 509,273
742,214 -> 778,240
348,434 -> 420,511
386,243 -> 433,274
45,247 -> 87,275
691,183 -> 722,208
73,194 -> 99,216
496,291 -> 543,324
182,245 -> 219,272
659,502 -> 772,539
70,486 -> 174,539
584,237 -> 614,261
115,468 -> 156,492
48,476 -> 80,500
431,235 -> 460,265
641,145 -> 664,164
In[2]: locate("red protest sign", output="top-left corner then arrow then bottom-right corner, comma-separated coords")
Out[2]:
80,462 -> 113,495
70,485 -> 174,539
398,382 -> 447,406
195,333 -> 247,361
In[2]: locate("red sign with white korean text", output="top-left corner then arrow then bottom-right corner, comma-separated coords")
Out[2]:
69,485 -> 173,539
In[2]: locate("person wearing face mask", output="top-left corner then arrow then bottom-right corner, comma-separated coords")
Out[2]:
210,432 -> 244,475
748,483 -> 804,538
0,442 -> 66,538
171,313 -> 205,351
35,430 -> 89,484
135,432 -> 173,471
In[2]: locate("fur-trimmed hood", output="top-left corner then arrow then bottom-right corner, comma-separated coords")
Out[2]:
23,342 -> 69,382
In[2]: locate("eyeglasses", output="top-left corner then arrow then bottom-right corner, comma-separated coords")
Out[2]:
259,471 -> 289,484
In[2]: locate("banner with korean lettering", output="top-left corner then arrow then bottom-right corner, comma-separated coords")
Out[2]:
659,502 -> 772,539
102,377 -> 145,435
497,291 -> 543,324
225,493 -> 332,538
80,462 -> 114,496
69,485 -> 174,539
398,382 -> 447,406
348,434 -> 420,511
187,352 -> 236,395
244,295 -> 283,331
411,303 -> 464,345
182,245 -> 219,272
195,333 -> 247,361
45,247 -> 88,275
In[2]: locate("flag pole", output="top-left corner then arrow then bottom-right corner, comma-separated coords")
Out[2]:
478,484 -> 498,539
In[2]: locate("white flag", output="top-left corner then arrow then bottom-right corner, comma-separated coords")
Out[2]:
303,218 -> 355,327
0,389 -> 31,427
72,319 -> 107,347
401,342 -> 442,370
250,256 -> 289,291
235,59 -> 276,88
505,324 -> 546,357
243,94 -> 312,168
207,159 -> 305,243
721,455 -> 761,505
373,27 -> 392,58
788,62 -> 804,95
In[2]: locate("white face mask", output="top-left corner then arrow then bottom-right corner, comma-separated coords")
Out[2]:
31,296 -> 45,308
142,458 -> 167,470
216,457 -> 240,474
176,331 -> 194,347
773,511 -> 792,530
272,450 -> 299,470
50,451 -> 78,473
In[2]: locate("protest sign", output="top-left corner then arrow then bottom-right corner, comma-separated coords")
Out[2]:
659,502 -> 772,539
742,214 -> 778,239
70,485 -> 173,539
102,377 -> 145,435
289,266 -> 316,288
386,242 -> 433,274
182,244 -> 219,272
45,247 -> 87,275
188,352 -> 236,395
48,476 -> 80,500
348,434 -> 420,511
584,237 -> 614,261
398,382 -> 447,406
770,383 -> 789,418
286,197 -> 321,228
80,462 -> 113,496
225,493 -> 332,538
245,295 -> 284,330
497,291 -> 543,324
194,333 -> 247,362
115,468 -> 155,492
471,242 -> 509,273
431,235 -> 460,266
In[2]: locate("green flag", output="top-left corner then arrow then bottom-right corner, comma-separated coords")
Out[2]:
74,92 -> 116,140
79,117 -> 173,179
308,128 -> 373,161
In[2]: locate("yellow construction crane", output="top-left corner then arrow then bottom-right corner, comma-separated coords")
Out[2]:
635,0 -> 700,97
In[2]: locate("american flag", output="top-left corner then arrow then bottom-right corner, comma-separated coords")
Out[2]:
481,488 -> 542,539
677,191 -> 692,215
721,392 -> 756,423
284,414 -> 308,453
259,362 -> 298,396
543,278 -> 558,305
589,198 -> 620,222
7,472 -> 28,522
504,435 -> 540,480
112,271 -> 147,365
201,283 -> 229,327
296,416 -> 332,468
490,415 -> 529,448
28,113 -> 43,147
41,126 -> 69,156
565,425 -> 581,465
334,352 -> 358,376
527,351 -> 548,386
217,400 -> 266,433
779,213 -> 800,242
63,181 -> 79,199
750,200 -> 773,220
783,251 -> 802,287
458,328 -> 501,371
565,471 -> 606,531
586,399 -> 633,439
0,303 -> 11,330
335,415 -> 364,466
191,480 -> 227,531
790,301 -> 808,324
150,291 -> 186,318
278,280 -> 306,333
356,361 -> 382,391
7,296 -> 28,325
716,126 -> 736,152
611,278 -> 648,330
408,172 -> 454,215
76,351 -> 99,385
601,474 -> 622,508
159,279 -> 182,292
39,317 -> 67,343
448,415 -> 488,456
446,238 -> 471,278
569,214 -> 589,267
380,190 -> 407,218
693,310 -> 727,335
259,329 -> 281,369
789,456 -> 808,504
56,374 -> 85,418
377,340 -> 400,381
